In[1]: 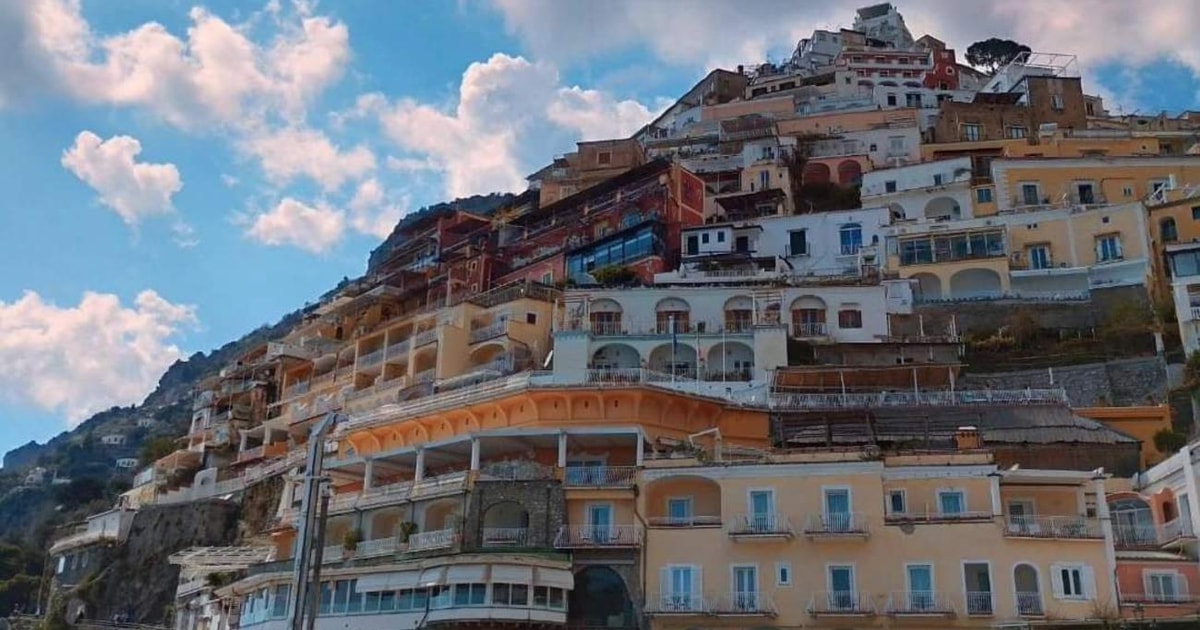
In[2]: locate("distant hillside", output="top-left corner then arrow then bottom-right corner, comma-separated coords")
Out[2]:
367,192 -> 515,271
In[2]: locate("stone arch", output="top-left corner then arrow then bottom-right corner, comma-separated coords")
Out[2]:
723,295 -> 754,332
911,273 -> 943,302
590,298 -> 623,314
705,342 -> 754,380
481,500 -> 529,545
648,343 -> 697,376
803,162 -> 831,185
570,566 -> 636,628
836,159 -> 863,186
949,268 -> 1002,300
880,80 -> 898,87
924,196 -> 961,220
421,497 -> 461,531
591,343 -> 641,370
904,81 -> 922,88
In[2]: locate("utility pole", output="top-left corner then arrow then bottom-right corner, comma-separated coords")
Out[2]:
288,413 -> 339,630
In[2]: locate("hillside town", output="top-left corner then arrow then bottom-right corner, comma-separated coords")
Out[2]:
19,4 -> 1200,630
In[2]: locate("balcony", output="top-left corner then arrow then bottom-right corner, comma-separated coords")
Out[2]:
808,592 -> 876,616
563,466 -> 637,488
354,537 -> 400,559
727,514 -> 794,539
236,445 -> 265,464
1004,516 -> 1103,540
647,515 -> 722,528
357,348 -> 385,368
1120,591 -> 1198,606
646,592 -> 706,615
554,525 -> 642,548
407,527 -> 458,553
709,592 -> 777,616
481,527 -> 527,547
886,510 -> 993,524
804,513 -> 870,538
885,592 -> 955,616
412,329 -> 438,348
964,591 -> 994,616
282,381 -> 310,400
1017,591 -> 1044,616
413,368 -> 436,384
469,320 -> 509,344
792,322 -> 829,338
770,389 -> 1067,410
385,339 -> 410,359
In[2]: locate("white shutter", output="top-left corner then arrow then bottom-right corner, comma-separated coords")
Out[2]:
659,567 -> 670,596
1143,570 -> 1155,598
1178,573 -> 1190,598
1050,565 -> 1065,598
694,565 -> 704,599
1082,566 -> 1097,600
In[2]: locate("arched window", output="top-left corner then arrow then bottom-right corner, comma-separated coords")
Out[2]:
1161,217 -> 1179,243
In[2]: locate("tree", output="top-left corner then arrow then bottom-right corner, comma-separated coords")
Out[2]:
139,436 -> 177,466
965,38 -> 1032,73
1154,428 -> 1188,455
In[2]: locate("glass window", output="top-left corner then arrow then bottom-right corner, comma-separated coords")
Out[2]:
379,590 -> 396,612
272,585 -> 290,618
1021,183 -> 1040,206
332,580 -> 352,614
1028,245 -> 1051,270
889,490 -> 906,514
938,490 -> 965,514
1057,566 -> 1086,598
1192,206 -> 1200,221
962,124 -> 982,141
1096,234 -> 1123,262
453,583 -> 487,606
839,224 -> 863,255
533,586 -> 562,608
838,310 -> 863,329
885,180 -> 897,193
976,187 -> 993,203
318,582 -> 333,615
667,497 -> 693,524
777,563 -> 792,586
788,230 -> 808,256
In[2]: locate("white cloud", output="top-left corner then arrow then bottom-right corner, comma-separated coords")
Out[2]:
366,53 -> 659,198
239,125 -> 376,192
0,289 -> 197,426
5,0 -> 351,129
245,197 -> 346,253
348,178 -> 408,239
490,0 -> 1200,110
61,130 -> 183,226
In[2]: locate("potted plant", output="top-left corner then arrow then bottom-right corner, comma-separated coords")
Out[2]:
397,521 -> 418,544
342,528 -> 362,552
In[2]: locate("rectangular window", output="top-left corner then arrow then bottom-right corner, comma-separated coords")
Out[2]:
1192,206 -> 1200,221
1077,183 -> 1096,204
976,187 -> 993,203
1052,565 -> 1091,599
938,490 -> 965,515
1147,572 -> 1185,603
717,231 -> 726,243
667,497 -> 693,525
839,224 -> 863,255
759,170 -> 770,190
888,490 -> 907,515
597,151 -> 612,165
1028,245 -> 1051,270
887,93 -> 897,106
933,174 -> 944,186
1021,183 -> 1041,206
1007,126 -> 1028,139
776,563 -> 792,586
906,93 -> 921,108
1096,234 -> 1123,262
701,232 -> 710,244
885,180 -> 897,193
1051,94 -> 1065,111
663,565 -> 699,611
533,586 -> 565,609
838,310 -> 863,329
962,123 -> 982,142
788,230 -> 808,256
1123,186 -> 1134,198
686,235 -> 699,255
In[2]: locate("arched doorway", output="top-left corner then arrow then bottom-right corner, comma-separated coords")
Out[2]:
705,342 -> 755,381
723,295 -> 753,333
481,500 -> 530,546
648,343 -> 697,377
591,344 -> 640,370
911,273 -> 943,302
836,160 -> 863,186
569,567 -> 634,628
1110,497 -> 1155,546
589,298 -> 623,335
948,268 -> 1002,300
790,296 -> 828,337
654,297 -> 691,333
924,196 -> 961,220
1014,564 -> 1043,616
803,163 -> 832,185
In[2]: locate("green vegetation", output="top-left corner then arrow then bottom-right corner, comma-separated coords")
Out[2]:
139,437 -> 177,466
1154,428 -> 1189,454
592,266 -> 639,287
0,541 -> 43,613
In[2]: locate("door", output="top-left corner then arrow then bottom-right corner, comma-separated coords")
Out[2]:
733,567 -> 758,610
587,504 -> 612,543
824,489 -> 851,531
668,567 -> 696,611
1028,246 -> 1051,270
667,498 -> 692,526
829,566 -> 855,610
1077,183 -> 1095,204
735,235 -> 750,253
749,490 -> 774,532
686,235 -> 699,256
907,565 -> 933,610
1021,184 -> 1040,206
1008,500 -> 1036,533
963,563 -> 993,614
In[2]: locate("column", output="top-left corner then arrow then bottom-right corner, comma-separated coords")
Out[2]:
363,458 -> 375,491
988,473 -> 1002,518
557,432 -> 568,468
414,448 -> 425,483
635,434 -> 645,467
1075,485 -> 1087,516
1094,476 -> 1119,604
470,437 -> 481,471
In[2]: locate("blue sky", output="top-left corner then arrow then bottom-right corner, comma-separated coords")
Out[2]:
1,0 -> 1197,458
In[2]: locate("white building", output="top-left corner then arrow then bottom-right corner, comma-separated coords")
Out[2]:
852,3 -> 914,50
862,157 -> 974,220
808,124 -> 923,169
137,417 -> 156,428
1167,243 -> 1200,356
116,458 -> 140,469
101,434 -> 128,446
23,466 -> 47,486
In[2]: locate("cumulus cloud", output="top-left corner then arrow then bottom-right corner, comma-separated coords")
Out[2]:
348,178 -> 408,239
3,0 -> 350,129
364,53 -> 660,198
245,197 -> 346,253
0,290 -> 197,426
239,125 -> 376,192
61,130 -> 184,226
490,0 -> 1200,109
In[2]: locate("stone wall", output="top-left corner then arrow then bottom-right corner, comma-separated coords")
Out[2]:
462,480 -> 566,550
903,285 -> 1150,336
960,356 -> 1168,407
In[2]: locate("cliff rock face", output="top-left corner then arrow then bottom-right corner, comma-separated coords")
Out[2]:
89,501 -> 239,624
366,193 -> 514,271
237,476 -> 286,543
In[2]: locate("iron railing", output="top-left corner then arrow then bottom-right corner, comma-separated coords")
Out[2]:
1005,516 -> 1103,539
728,514 -> 794,536
554,525 -> 642,548
805,513 -> 869,535
808,591 -> 875,615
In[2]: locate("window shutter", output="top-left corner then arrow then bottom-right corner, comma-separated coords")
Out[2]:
1082,566 -> 1097,600
1143,570 -> 1154,598
1050,565 -> 1065,598
1178,573 -> 1190,597
694,565 -> 704,598
659,567 -> 670,596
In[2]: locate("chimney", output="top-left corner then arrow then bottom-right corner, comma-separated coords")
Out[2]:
954,426 -> 981,451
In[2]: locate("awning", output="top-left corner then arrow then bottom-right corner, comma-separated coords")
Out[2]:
446,565 -> 487,583
355,571 -> 419,592
535,567 -> 575,590
491,565 -> 534,584
418,566 -> 447,587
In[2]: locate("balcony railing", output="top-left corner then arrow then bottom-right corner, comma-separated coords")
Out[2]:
236,446 -> 265,463
710,592 -> 776,615
1016,591 -> 1044,616
469,320 -> 509,343
1005,516 -> 1103,540
808,592 -> 875,615
564,466 -> 637,488
1120,591 -> 1198,605
282,381 -> 310,400
792,322 -> 829,337
805,513 -> 869,536
357,348 -> 385,368
412,329 -> 438,348
385,339 -> 410,359
887,510 -> 993,523
728,514 -> 794,537
770,389 -> 1068,410
646,592 -> 706,614
407,527 -> 458,552
554,525 -> 642,548
1162,517 -> 1196,543
481,527 -> 527,547
647,515 -> 722,528
413,368 -> 436,384
964,591 -> 994,616
886,592 -> 955,615
354,537 -> 400,559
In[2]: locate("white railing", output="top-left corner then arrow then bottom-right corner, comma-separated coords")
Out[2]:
805,513 -> 869,535
320,544 -> 344,564
482,527 -> 527,547
555,525 -> 642,548
1162,517 -> 1195,542
357,348 -> 385,368
411,471 -> 469,498
412,329 -> 438,347
1005,515 -> 1103,539
728,514 -> 794,536
385,339 -> 410,358
564,466 -> 638,487
792,322 -> 829,337
770,389 -> 1068,410
646,592 -> 707,614
964,591 -> 994,616
886,591 -> 954,614
413,368 -> 436,384
1016,591 -> 1044,616
887,510 -> 993,523
710,592 -> 776,615
407,527 -> 457,552
647,515 -> 722,527
354,537 -> 399,559
1190,307 -> 1200,321
808,591 -> 875,614
469,320 -> 509,343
